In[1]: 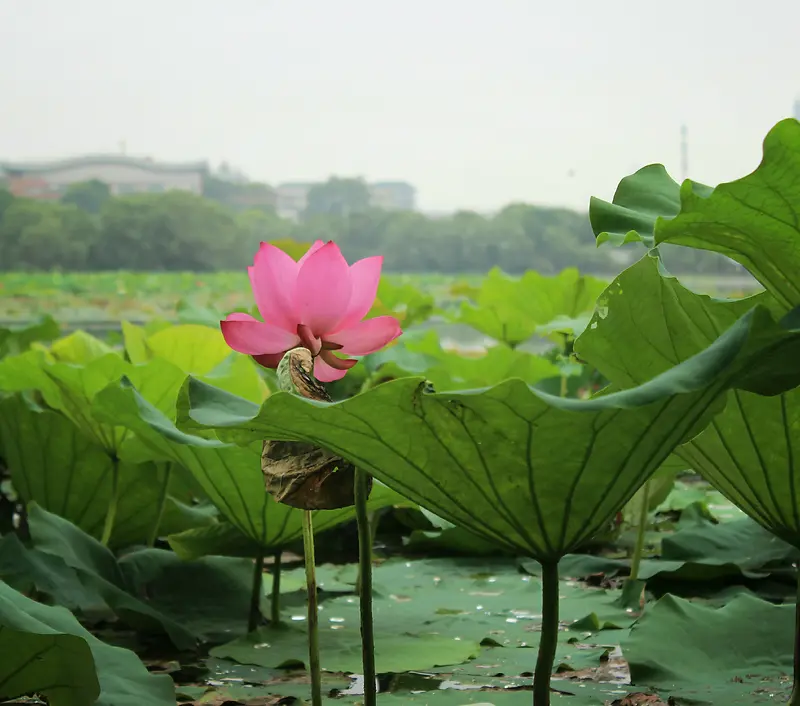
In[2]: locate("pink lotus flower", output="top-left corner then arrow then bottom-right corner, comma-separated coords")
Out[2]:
221,240 -> 402,382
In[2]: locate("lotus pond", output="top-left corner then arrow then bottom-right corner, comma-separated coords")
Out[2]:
1,118 -> 800,706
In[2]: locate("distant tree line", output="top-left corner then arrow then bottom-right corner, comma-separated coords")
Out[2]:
0,179 -> 742,275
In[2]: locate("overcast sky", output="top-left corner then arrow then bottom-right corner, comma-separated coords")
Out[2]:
1,0 -> 797,212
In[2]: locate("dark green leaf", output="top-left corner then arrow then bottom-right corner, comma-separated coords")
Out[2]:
177,301 -> 800,561
0,579 -> 175,706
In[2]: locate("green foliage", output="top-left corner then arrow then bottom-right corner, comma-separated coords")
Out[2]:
624,593 -> 793,703
177,298 -> 800,563
304,177 -> 372,218
0,198 -> 99,270
0,314 -> 59,358
60,179 -> 112,214
0,579 -> 175,706
655,118 -> 800,310
454,267 -> 608,346
0,119 -> 799,704
577,122 -> 800,555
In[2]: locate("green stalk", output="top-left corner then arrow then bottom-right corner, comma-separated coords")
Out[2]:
270,550 -> 282,625
629,480 -> 651,581
790,568 -> 800,706
533,561 -> 559,706
302,510 -> 322,706
248,546 -> 265,633
99,454 -> 120,547
355,468 -> 377,705
147,463 -> 172,547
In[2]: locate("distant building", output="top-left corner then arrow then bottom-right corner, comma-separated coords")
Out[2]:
276,182 -> 316,220
0,155 -> 208,199
369,181 -> 416,211
276,179 -> 416,220
794,98 -> 800,121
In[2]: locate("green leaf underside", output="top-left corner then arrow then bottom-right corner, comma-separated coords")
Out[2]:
0,580 -> 175,706
589,163 -> 713,248
27,505 -> 198,650
655,118 -> 800,310
576,254 -> 800,548
0,626 -> 98,706
91,380 -> 408,550
176,301 -> 800,561
0,396 -> 211,546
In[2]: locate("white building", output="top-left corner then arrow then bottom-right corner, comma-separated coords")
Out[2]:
0,155 -> 208,199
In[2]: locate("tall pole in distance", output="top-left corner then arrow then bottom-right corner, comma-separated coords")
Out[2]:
680,124 -> 689,182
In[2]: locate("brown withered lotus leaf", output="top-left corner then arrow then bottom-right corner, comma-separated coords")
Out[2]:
261,347 -> 372,510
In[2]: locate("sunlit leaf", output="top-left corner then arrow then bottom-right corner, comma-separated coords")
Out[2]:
454,267 -> 607,347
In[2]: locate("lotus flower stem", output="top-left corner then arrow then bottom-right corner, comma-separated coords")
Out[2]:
533,561 -> 559,706
629,480 -> 651,582
248,546 -> 265,633
270,550 -> 282,625
99,454 -> 120,546
355,467 -> 377,704
147,462 -> 171,547
302,509 -> 323,706
791,568 -> 800,706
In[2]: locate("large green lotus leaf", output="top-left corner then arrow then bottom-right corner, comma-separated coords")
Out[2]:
175,303 -> 800,561
166,521 -> 263,561
28,504 -> 198,650
146,324 -> 233,373
656,118 -> 800,311
589,164 -> 712,248
121,321 -> 149,364
454,267 -> 607,347
574,254 -> 783,388
575,255 -> 800,548
11,353 -> 187,455
623,592 -> 792,703
0,580 -> 175,706
369,277 -> 436,328
0,533 -> 107,612
118,548 -> 265,642
373,330 -> 561,391
0,589 -> 99,705
123,322 -> 268,403
0,314 -> 60,358
90,380 -> 411,550
0,395 -> 212,547
677,387 -> 800,549
48,330 -> 118,364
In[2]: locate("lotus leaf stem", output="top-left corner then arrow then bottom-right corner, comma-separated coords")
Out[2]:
270,550 -> 282,625
302,509 -> 322,706
147,462 -> 171,547
629,480 -> 651,582
99,454 -> 120,547
355,467 -> 377,705
533,561 -> 559,706
248,546 -> 265,633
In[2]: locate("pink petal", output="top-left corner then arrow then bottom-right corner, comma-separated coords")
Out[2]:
221,314 -> 300,355
252,351 -> 287,369
314,355 -> 351,382
334,256 -> 383,331
294,241 -> 352,337
297,240 -> 326,266
326,316 -> 402,356
249,243 -> 299,331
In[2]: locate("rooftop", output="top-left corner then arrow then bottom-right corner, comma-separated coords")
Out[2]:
0,154 -> 209,174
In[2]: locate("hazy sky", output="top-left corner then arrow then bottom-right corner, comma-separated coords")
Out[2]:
1,0 -> 798,212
